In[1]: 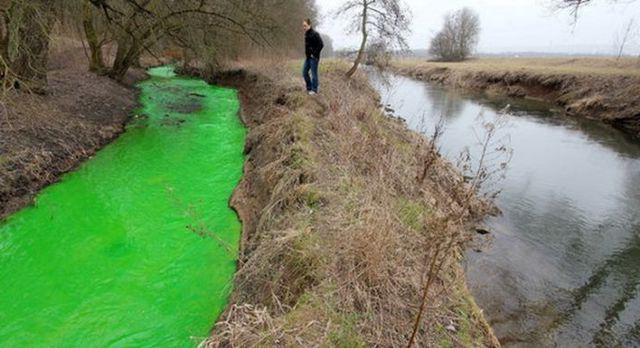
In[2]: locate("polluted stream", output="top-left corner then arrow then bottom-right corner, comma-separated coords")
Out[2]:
370,71 -> 640,347
0,66 -> 245,346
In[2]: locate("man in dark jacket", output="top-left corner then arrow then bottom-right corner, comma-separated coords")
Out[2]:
302,18 -> 324,95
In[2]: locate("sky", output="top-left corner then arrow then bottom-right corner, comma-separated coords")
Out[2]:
315,0 -> 640,54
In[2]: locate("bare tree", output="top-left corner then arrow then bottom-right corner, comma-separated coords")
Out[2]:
81,1 -> 109,73
555,0 -> 639,59
0,0 -> 318,91
0,0 -> 56,93
84,0 -> 316,81
337,0 -> 411,78
557,0 -> 638,18
614,18 -> 637,59
429,8 -> 480,62
556,0 -> 595,17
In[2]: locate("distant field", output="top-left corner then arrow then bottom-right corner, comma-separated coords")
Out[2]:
393,57 -> 640,77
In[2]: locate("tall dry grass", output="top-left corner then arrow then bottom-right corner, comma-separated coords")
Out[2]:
200,59 -> 499,347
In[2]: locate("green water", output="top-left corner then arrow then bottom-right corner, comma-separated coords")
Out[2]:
0,66 -> 246,347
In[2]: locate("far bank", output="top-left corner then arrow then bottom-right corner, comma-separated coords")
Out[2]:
390,57 -> 640,137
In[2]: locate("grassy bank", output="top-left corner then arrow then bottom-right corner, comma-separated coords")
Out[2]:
188,60 -> 499,347
391,57 -> 640,137
0,43 -> 145,220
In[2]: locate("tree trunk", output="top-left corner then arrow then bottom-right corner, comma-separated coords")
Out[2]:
108,37 -> 141,82
131,51 -> 142,68
106,9 -> 153,82
0,8 -> 8,61
5,0 -> 54,93
346,0 -> 368,78
0,8 -> 8,84
83,2 -> 106,74
182,47 -> 190,69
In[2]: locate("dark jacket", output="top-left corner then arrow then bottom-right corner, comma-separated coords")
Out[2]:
305,28 -> 324,60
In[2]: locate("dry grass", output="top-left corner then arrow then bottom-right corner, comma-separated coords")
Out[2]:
194,59 -> 498,347
394,57 -> 640,77
390,57 -> 640,137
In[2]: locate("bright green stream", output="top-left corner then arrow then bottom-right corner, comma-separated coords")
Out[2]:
0,66 -> 246,347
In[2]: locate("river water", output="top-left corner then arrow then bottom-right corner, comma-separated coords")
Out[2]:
0,67 -> 245,346
370,72 -> 640,347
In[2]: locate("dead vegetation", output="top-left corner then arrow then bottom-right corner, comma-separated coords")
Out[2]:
0,41 -> 144,220
188,59 -> 499,347
390,58 -> 640,137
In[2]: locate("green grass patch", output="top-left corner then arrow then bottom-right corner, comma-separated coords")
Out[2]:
396,198 -> 428,231
327,313 -> 367,348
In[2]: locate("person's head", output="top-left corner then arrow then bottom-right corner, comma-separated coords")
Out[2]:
302,18 -> 312,32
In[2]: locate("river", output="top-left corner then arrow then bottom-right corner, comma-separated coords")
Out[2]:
370,72 -> 640,347
0,66 -> 245,347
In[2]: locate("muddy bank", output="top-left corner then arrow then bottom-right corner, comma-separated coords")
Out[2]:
390,60 -> 640,137
0,66 -> 245,347
0,50 -> 145,220
181,61 -> 499,347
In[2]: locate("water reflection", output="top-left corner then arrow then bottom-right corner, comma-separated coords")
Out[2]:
370,71 -> 640,347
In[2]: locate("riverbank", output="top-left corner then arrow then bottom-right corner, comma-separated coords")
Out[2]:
372,70 -> 640,346
390,58 -> 640,137
0,45 -> 145,220
182,60 -> 500,347
0,65 -> 246,347
1,49 -> 500,345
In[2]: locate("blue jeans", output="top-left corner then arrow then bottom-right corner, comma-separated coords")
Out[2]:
302,57 -> 319,92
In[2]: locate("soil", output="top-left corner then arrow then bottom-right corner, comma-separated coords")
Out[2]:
0,48 -> 146,220
390,61 -> 640,137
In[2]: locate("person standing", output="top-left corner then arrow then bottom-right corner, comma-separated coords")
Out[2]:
302,18 -> 324,95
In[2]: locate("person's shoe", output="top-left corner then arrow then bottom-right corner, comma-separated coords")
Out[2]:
308,91 -> 317,96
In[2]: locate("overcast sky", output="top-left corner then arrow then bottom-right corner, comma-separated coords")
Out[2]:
315,0 -> 640,54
